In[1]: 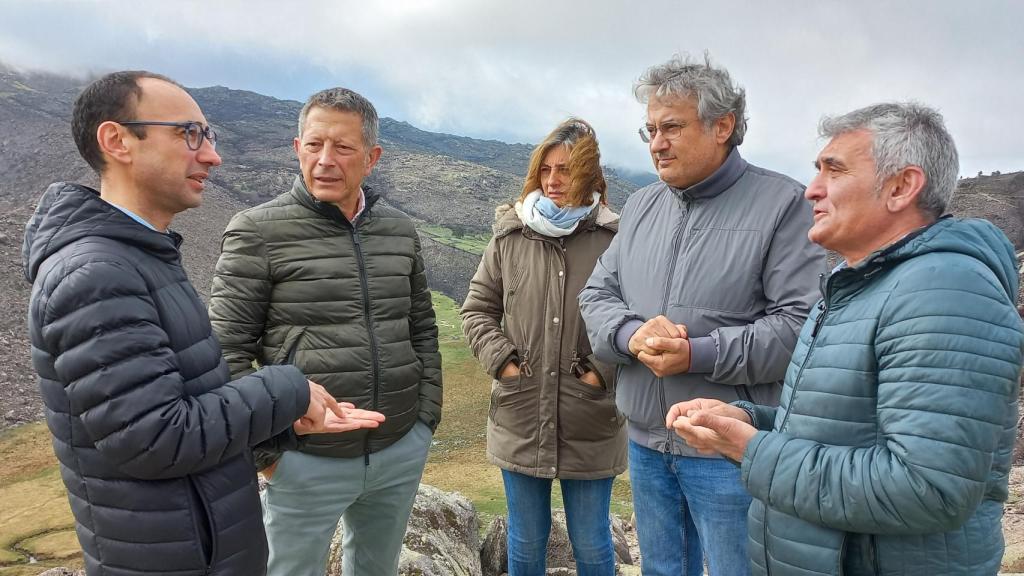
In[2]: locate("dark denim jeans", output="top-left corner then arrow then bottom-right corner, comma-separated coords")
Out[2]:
501,469 -> 616,576
628,440 -> 753,576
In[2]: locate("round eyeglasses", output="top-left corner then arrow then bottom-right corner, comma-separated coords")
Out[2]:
120,121 -> 218,150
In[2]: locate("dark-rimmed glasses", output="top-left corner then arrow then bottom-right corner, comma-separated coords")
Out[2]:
120,121 -> 218,150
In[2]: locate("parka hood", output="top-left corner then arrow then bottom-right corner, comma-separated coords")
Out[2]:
859,216 -> 1020,302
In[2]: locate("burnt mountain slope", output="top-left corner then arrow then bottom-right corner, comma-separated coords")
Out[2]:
0,65 -> 1020,430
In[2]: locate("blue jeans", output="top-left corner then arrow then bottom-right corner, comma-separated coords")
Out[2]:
628,440 -> 752,576
501,469 -> 616,576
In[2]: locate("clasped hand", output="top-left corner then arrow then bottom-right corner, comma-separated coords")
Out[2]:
628,315 -> 690,377
293,380 -> 386,435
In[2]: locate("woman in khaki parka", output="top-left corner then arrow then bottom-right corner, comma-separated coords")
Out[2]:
461,118 -> 627,576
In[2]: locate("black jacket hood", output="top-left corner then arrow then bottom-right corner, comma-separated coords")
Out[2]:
23,182 -> 182,282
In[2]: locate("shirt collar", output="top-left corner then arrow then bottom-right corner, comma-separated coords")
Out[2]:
350,188 -> 367,224
104,200 -> 160,231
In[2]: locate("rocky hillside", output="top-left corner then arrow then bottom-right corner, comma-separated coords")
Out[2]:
1,64 -> 1022,430
0,65 -> 649,429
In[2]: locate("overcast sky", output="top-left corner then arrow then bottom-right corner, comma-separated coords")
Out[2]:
2,0 -> 1021,182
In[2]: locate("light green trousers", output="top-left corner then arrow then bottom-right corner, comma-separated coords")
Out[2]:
262,422 -> 432,576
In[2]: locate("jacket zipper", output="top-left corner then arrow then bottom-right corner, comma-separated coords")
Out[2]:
778,273 -> 831,433
762,274 -> 830,575
737,384 -> 754,402
659,194 -> 690,452
351,227 -> 381,466
869,534 -> 880,573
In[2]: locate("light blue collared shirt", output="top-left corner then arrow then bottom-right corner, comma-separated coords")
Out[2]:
104,200 -> 160,231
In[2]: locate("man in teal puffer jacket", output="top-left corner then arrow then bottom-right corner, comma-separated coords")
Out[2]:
665,102 -> 1023,575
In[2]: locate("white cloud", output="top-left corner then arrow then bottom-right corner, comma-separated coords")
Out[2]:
1,0 -> 1021,181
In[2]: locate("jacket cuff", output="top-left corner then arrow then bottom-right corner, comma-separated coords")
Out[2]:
418,412 -> 439,433
741,431 -> 785,502
614,319 -> 644,356
687,336 -> 717,373
491,350 -> 518,379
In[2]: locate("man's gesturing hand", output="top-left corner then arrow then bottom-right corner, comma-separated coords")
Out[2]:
293,380 -> 386,435
667,398 -> 757,462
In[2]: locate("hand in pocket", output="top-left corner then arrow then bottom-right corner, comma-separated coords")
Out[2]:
579,370 -> 602,388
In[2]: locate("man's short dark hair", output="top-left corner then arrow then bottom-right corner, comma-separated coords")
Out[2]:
71,70 -> 181,173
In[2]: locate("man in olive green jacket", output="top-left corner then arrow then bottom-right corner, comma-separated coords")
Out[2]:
209,87 -> 442,576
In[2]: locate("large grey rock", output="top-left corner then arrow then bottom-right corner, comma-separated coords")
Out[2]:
479,510 -> 634,576
326,484 -> 481,576
480,516 -> 508,576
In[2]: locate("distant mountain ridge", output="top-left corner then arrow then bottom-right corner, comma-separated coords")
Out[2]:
0,63 -> 1021,432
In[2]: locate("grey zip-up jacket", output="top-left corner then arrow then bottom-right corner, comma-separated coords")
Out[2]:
578,149 -> 826,456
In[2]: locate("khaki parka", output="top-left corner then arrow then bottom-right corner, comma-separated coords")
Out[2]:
461,203 -> 626,480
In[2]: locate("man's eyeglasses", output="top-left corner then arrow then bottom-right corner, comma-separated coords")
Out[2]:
120,121 -> 218,150
639,122 -> 683,144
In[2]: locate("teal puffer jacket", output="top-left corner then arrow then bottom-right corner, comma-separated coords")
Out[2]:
740,218 -> 1023,575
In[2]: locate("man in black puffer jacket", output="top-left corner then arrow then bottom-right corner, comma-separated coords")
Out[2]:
23,71 -> 382,576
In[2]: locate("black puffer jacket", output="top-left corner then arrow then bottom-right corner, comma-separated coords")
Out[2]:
209,177 -> 442,460
23,183 -> 311,576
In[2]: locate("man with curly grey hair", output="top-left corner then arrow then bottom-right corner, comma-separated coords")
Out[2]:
580,54 -> 825,575
667,101 -> 1022,575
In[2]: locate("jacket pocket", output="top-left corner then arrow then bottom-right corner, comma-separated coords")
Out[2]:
559,376 -> 623,442
272,326 -> 308,366
186,477 -> 215,569
503,265 -> 526,310
670,227 -> 761,313
490,372 -> 538,431
488,374 -> 518,422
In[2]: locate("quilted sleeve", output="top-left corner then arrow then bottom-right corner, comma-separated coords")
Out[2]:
742,257 -> 1023,534
35,257 -> 310,480
209,211 -> 272,378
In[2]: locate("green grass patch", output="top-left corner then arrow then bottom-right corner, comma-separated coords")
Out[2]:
18,530 -> 80,561
419,225 -> 491,255
0,423 -> 79,573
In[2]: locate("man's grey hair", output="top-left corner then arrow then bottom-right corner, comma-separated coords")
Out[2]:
634,53 -> 748,147
820,102 -> 959,219
298,87 -> 379,148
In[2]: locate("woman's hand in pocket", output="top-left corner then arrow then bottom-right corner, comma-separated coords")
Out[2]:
579,371 -> 602,388
499,361 -> 521,379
